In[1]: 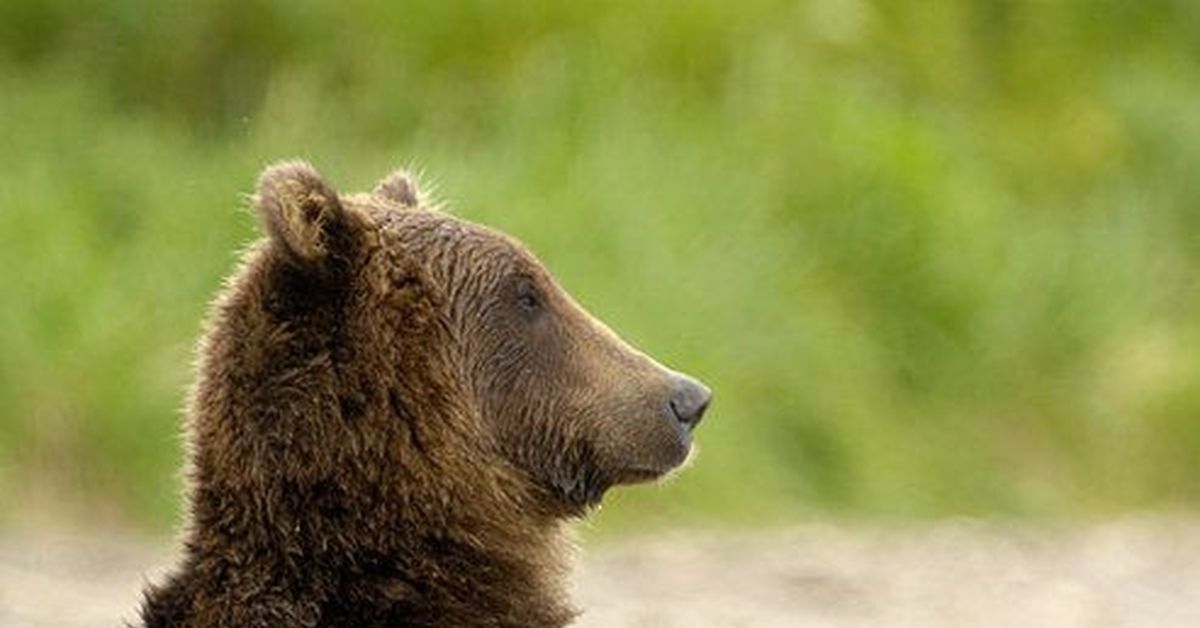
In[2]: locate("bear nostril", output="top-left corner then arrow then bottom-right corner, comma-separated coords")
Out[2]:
669,374 -> 712,429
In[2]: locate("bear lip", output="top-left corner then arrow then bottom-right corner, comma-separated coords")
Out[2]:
611,467 -> 665,487
614,439 -> 695,485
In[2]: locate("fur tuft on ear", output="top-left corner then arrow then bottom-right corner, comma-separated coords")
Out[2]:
373,169 -> 423,208
255,160 -> 345,262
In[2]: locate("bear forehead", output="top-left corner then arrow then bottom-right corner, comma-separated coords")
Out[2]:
347,194 -> 542,276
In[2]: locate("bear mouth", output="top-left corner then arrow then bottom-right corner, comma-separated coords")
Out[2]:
615,467 -> 667,484
614,439 -> 696,486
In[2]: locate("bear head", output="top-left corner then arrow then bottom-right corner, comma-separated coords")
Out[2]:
250,161 -> 711,514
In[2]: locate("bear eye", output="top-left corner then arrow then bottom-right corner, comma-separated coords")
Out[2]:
514,280 -> 543,314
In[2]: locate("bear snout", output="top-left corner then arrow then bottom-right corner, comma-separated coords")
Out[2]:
667,373 -> 712,430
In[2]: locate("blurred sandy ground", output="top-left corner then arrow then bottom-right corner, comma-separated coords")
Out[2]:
1,516 -> 1198,628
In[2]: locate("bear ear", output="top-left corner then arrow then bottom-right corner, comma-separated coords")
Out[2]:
373,169 -> 423,209
254,160 -> 347,263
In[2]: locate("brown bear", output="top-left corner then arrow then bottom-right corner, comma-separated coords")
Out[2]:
137,161 -> 711,628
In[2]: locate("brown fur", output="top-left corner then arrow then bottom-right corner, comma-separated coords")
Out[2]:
138,161 -> 711,628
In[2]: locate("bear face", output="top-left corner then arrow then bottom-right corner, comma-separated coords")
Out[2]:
257,161 -> 711,513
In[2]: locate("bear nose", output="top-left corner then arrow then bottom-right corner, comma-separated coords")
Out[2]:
669,373 -> 712,430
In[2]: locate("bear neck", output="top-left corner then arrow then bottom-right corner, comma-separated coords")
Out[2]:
141,257 -> 576,628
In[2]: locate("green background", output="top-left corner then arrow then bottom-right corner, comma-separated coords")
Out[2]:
2,0 -> 1199,533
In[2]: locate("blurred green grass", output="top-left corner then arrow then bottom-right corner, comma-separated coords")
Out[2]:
2,0 -> 1200,531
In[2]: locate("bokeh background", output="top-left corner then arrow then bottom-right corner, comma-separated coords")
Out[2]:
2,0 -> 1199,538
